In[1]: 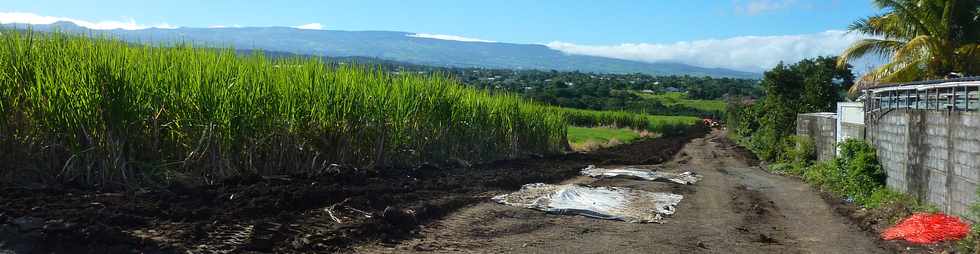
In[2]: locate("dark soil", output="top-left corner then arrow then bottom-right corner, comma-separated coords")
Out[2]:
819,191 -> 964,253
357,130 -> 888,254
0,127 -> 707,253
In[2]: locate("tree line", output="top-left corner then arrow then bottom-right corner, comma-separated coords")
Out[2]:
726,56 -> 854,161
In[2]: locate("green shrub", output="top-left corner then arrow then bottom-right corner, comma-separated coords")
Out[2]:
776,135 -> 815,175
803,160 -> 841,191
784,135 -> 815,164
801,139 -> 885,205
837,139 -> 886,204
746,127 -> 783,161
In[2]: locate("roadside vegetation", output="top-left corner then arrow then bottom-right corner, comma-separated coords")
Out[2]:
770,138 -> 915,210
725,52 -> 977,249
728,60 -> 904,211
726,56 -> 854,161
770,136 -> 980,251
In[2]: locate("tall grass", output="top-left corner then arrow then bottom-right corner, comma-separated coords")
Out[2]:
0,30 -> 568,188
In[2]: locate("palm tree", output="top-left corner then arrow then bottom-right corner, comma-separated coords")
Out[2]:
838,0 -> 980,91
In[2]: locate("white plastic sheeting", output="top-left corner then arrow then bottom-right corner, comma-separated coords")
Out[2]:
492,183 -> 684,223
581,165 -> 701,185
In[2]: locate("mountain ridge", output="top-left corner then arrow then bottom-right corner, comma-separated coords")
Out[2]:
3,21 -> 760,78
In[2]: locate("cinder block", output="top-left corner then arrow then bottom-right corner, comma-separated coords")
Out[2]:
961,114 -> 980,127
954,163 -> 978,180
956,140 -> 980,152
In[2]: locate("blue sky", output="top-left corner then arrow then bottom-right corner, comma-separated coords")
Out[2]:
2,0 -> 882,72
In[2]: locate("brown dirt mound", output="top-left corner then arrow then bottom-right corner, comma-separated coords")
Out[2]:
0,127 -> 707,253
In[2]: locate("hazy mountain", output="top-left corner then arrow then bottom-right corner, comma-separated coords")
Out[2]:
6,22 -> 760,78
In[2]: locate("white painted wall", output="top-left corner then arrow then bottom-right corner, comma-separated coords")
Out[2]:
836,102 -> 865,155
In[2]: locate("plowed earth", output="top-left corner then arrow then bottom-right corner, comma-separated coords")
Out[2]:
0,127 -> 706,254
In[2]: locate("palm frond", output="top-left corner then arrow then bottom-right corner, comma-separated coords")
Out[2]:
893,35 -> 935,60
837,39 -> 905,68
845,0 -> 980,93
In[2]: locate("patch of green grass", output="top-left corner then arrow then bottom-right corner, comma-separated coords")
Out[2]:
567,127 -> 642,144
567,126 -> 644,151
633,91 -> 727,113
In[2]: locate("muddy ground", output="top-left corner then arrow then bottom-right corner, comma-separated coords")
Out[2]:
0,127 -> 705,254
356,131 -> 896,254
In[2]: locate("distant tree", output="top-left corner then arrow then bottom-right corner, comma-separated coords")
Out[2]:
800,56 -> 854,112
731,56 -> 854,161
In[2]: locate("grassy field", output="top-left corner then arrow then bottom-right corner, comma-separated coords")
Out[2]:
566,114 -> 697,151
561,108 -> 698,134
567,127 -> 643,151
633,91 -> 727,113
647,115 -> 701,129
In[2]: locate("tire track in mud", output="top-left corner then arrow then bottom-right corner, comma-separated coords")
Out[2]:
729,185 -> 798,251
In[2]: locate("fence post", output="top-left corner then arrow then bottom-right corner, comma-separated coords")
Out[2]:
949,87 -> 955,110
964,86 -> 970,111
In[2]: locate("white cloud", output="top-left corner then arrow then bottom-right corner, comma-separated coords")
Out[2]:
294,23 -> 323,30
155,23 -> 178,29
546,30 -> 869,73
735,0 -> 797,15
0,12 -> 176,30
408,33 -> 496,43
208,24 -> 243,28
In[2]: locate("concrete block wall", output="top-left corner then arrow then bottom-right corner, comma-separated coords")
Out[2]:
797,113 -> 837,162
951,113 -> 980,217
869,111 -> 910,193
868,109 -> 980,218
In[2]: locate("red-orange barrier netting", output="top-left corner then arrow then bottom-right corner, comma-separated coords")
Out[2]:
881,213 -> 971,244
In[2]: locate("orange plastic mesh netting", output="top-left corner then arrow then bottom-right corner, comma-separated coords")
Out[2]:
881,213 -> 971,244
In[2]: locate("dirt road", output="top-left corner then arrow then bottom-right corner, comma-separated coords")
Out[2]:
357,130 -> 889,253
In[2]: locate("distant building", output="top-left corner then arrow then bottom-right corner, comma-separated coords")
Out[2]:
664,87 -> 684,93
640,89 -> 656,94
